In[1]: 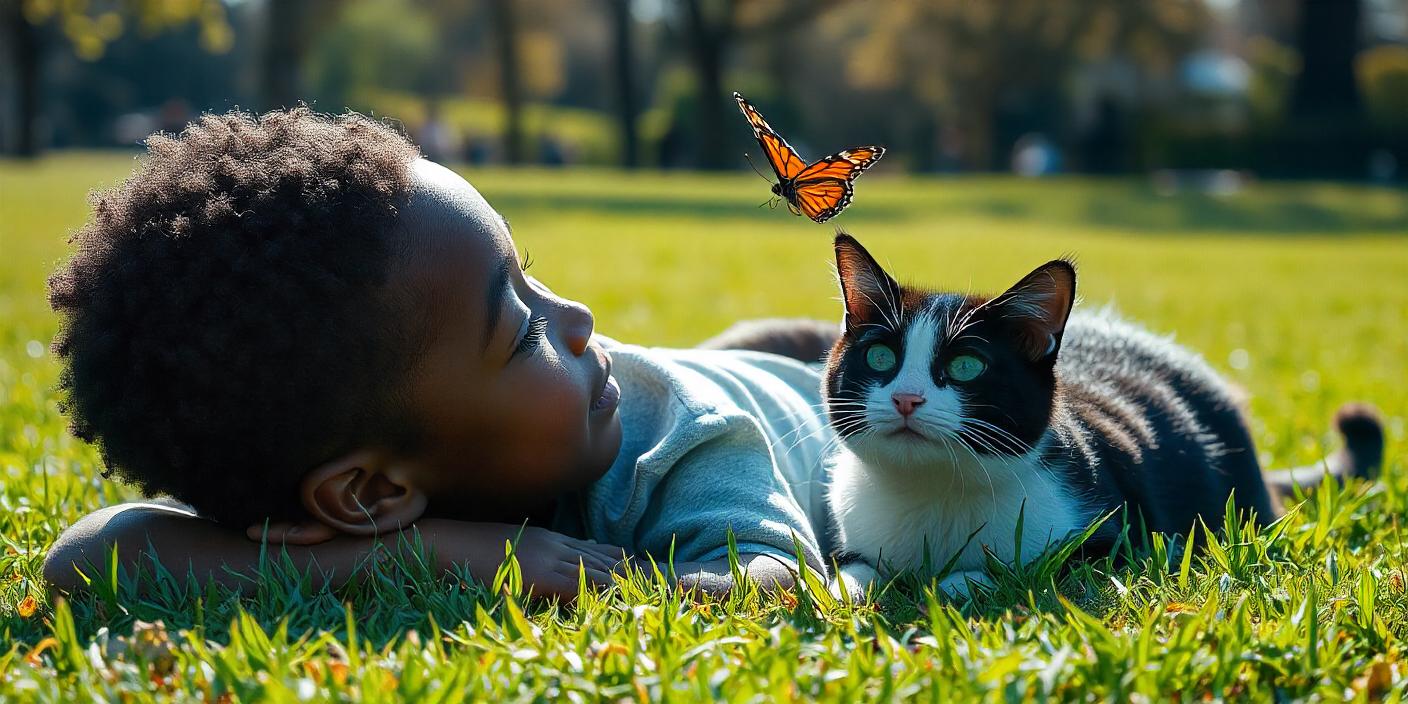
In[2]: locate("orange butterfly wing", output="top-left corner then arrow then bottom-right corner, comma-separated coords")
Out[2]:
792,147 -> 887,223
734,92 -> 806,181
795,180 -> 851,222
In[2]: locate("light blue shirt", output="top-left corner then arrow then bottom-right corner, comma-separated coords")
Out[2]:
552,338 -> 835,572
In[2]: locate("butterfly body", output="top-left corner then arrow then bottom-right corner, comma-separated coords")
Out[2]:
734,92 -> 885,223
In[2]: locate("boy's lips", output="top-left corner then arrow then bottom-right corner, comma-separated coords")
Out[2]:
591,349 -> 620,414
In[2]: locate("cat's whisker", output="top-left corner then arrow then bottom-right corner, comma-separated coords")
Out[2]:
856,287 -> 901,333
806,400 -> 868,411
878,277 -> 904,330
954,441 -> 1002,521
961,416 -> 1031,448
957,427 -> 1034,505
947,432 -> 1002,521
951,333 -> 990,347
852,321 -> 892,334
961,402 -> 1028,432
939,434 -> 964,500
961,419 -> 1033,455
772,422 -> 828,456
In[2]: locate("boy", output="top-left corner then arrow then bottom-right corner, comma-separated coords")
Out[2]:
43,108 -> 839,598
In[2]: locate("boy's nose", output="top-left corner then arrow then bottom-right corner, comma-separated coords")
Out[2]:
561,298 -> 595,356
892,392 -> 925,417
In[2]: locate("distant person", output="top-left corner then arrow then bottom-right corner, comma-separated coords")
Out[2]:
538,135 -> 567,166
157,98 -> 192,136
1081,97 -> 1129,174
418,104 -> 458,163
1011,133 -> 1061,177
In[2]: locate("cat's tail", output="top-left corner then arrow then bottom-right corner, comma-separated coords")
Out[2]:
1263,402 -> 1385,500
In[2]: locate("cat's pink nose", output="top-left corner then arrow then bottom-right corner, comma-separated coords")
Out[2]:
892,392 -> 925,417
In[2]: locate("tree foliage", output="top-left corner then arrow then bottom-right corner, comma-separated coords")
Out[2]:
21,0 -> 231,60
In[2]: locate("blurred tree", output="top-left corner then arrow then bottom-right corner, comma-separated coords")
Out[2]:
1288,0 -> 1364,124
2,0 -> 40,156
847,0 -> 1207,171
2,0 -> 230,156
1357,45 -> 1408,132
676,0 -> 847,170
607,0 -> 639,168
304,0 -> 439,112
411,0 -> 569,165
1275,0 -> 1370,177
1246,35 -> 1301,126
489,0 -> 526,164
258,0 -> 341,111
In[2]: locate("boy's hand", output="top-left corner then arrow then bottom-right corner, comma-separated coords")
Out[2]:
414,520 -> 630,600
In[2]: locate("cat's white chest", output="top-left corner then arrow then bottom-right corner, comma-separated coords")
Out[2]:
827,445 -> 1086,575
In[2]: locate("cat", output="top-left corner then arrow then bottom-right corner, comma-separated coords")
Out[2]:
821,233 -> 1381,598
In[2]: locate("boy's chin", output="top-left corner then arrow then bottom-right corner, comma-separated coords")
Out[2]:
579,413 -> 624,486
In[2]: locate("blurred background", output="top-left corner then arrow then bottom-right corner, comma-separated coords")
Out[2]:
2,0 -> 1406,181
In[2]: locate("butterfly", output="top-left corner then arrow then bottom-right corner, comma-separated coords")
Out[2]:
734,92 -> 885,223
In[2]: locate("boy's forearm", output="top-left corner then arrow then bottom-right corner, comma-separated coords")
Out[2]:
43,506 -> 523,595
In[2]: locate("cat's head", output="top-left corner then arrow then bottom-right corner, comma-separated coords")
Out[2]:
822,233 -> 1076,470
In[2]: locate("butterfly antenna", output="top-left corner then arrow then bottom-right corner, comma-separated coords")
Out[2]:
742,152 -> 772,183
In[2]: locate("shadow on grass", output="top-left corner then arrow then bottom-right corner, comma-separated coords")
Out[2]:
491,180 -> 1406,236
489,191 -> 910,224
912,181 -> 1407,236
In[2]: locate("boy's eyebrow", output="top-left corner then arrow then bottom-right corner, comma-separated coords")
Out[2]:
483,260 -> 510,352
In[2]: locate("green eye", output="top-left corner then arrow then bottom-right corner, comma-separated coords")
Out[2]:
947,355 -> 986,382
865,344 -> 897,372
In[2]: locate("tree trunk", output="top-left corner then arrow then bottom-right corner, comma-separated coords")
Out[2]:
4,0 -> 40,157
683,0 -> 732,170
607,0 -> 639,168
1278,0 -> 1368,178
260,0 -> 310,110
490,0 -> 526,165
1289,0 -> 1364,122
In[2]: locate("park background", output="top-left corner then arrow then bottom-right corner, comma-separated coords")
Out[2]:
2,0 -> 1408,700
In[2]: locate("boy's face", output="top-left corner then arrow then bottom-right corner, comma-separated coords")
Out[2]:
395,160 -> 623,520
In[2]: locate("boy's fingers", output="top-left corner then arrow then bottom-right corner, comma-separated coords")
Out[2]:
579,541 -> 631,568
560,539 -> 626,569
577,553 -> 616,577
557,560 -> 612,586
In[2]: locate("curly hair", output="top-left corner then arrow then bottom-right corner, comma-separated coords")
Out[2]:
48,107 -> 428,526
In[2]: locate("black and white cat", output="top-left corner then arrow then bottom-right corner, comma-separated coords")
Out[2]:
822,233 -> 1377,597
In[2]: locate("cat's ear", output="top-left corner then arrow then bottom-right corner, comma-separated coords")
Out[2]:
993,259 -> 1076,361
834,233 -> 902,332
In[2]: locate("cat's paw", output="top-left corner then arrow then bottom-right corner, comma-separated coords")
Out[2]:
936,570 -> 992,599
829,562 -> 879,602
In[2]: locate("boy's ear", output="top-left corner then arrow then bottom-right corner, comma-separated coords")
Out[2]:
834,232 -> 903,333
247,449 -> 429,545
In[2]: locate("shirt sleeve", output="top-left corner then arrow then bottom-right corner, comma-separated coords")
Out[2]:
629,412 -> 826,574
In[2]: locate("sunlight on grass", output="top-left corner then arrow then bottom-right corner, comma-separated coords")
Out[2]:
1,153 -> 1405,700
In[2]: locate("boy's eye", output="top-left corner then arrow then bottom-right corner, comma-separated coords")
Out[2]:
514,316 -> 548,357
947,355 -> 986,382
865,343 -> 897,372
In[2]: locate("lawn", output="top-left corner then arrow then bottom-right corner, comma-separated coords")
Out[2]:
1,152 -> 1406,700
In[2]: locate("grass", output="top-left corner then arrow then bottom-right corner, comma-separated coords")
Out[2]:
1,152 -> 1406,700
